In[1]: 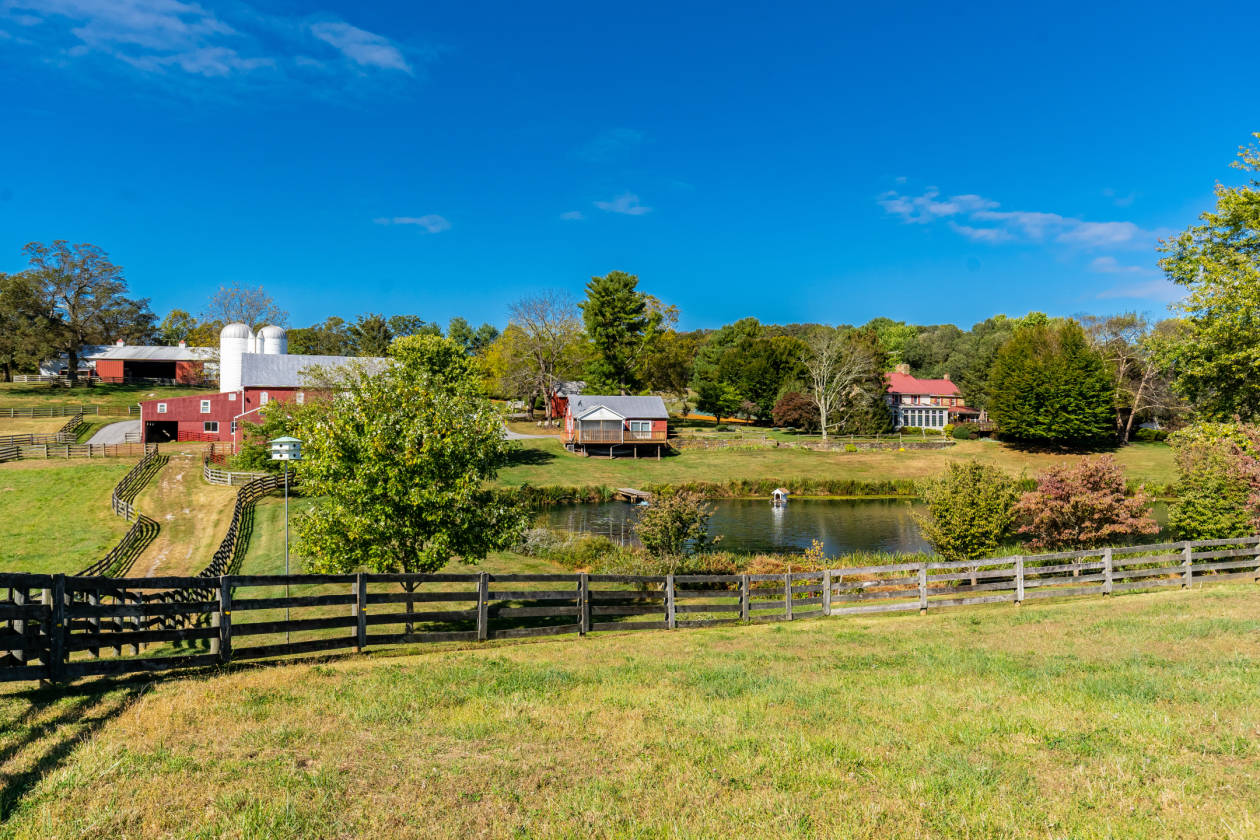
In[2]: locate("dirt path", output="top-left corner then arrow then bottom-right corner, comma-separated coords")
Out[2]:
128,452 -> 239,578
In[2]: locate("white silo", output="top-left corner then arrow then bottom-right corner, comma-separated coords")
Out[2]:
258,324 -> 288,356
219,322 -> 254,393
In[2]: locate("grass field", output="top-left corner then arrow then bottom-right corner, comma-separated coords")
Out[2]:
2,584 -> 1259,837
498,437 -> 1177,490
0,461 -> 132,574
128,454 -> 239,577
0,418 -> 71,436
0,382 -> 210,409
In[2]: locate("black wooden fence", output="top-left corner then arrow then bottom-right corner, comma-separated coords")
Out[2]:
3,536 -> 1259,685
75,445 -> 167,578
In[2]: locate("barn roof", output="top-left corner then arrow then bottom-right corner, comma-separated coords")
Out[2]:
569,395 -> 669,419
239,353 -> 390,388
86,345 -> 217,362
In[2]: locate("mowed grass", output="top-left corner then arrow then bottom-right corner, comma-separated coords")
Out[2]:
0,382 -> 210,409
498,437 -> 1177,490
0,460 -> 132,574
0,418 -> 71,436
2,585 -> 1260,837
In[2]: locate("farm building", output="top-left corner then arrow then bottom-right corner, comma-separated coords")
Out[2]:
885,364 -> 981,430
39,340 -> 217,384
139,323 -> 387,445
564,395 -> 669,458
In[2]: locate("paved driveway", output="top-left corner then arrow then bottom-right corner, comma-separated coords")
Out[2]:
88,420 -> 141,444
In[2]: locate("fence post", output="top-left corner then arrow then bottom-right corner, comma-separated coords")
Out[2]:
783,573 -> 793,620
88,589 -> 100,659
476,572 -> 490,642
11,588 -> 27,666
579,573 -> 590,636
353,573 -> 367,652
1102,548 -> 1114,596
217,577 -> 232,664
48,575 -> 66,684
822,570 -> 832,616
918,562 -> 928,615
1014,555 -> 1024,605
740,574 -> 750,622
665,575 -> 676,629
1182,542 -> 1193,588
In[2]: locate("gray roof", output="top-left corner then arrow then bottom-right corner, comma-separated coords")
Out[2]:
239,353 -> 390,388
570,394 -> 669,420
87,345 -> 217,361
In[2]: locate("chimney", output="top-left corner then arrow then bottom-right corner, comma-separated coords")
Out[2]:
115,339 -> 125,346
943,373 -> 951,381
894,363 -> 910,375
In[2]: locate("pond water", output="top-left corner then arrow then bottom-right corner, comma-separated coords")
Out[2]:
539,498 -> 1172,556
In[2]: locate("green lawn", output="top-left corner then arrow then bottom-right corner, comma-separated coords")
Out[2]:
498,437 -> 1176,490
3,584 -> 1259,837
0,461 -> 132,574
0,381 -> 212,410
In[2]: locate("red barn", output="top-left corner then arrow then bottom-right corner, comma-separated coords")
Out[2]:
86,341 -> 215,385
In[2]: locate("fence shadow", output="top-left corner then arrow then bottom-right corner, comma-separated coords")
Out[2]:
0,678 -> 150,821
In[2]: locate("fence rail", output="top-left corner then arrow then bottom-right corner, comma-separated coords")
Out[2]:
4,535 -> 1260,684
75,445 -> 166,578
0,405 -> 139,418
0,412 -> 85,448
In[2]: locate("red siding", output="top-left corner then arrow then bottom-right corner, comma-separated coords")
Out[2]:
94,359 -> 125,380
140,387 -> 314,445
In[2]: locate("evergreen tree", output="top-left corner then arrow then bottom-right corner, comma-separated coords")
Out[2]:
580,271 -> 665,393
349,313 -> 393,357
988,320 -> 1114,446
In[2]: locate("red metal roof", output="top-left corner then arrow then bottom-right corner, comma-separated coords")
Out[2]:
885,372 -> 962,396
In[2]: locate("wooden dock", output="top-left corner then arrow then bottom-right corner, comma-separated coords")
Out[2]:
614,488 -> 651,503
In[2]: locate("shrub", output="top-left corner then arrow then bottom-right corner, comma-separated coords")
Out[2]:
634,490 -> 719,560
1133,427 -> 1170,442
1167,423 -> 1258,540
1014,455 -> 1158,549
513,527 -> 623,570
771,391 -> 819,432
952,424 -> 974,440
844,443 -> 858,452
915,461 -> 1020,562
943,423 -> 955,437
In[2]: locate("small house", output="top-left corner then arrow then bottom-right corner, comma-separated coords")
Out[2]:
564,395 -> 669,458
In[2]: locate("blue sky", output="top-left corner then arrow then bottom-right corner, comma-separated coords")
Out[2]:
1,1 -> 1257,331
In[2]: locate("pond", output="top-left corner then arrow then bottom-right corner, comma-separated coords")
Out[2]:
539,498 -> 1172,556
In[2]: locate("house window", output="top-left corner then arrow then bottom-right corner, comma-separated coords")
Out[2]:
629,420 -> 652,437
156,403 -> 167,414
230,420 -> 237,435
296,392 -> 304,405
259,391 -> 269,406
200,399 -> 211,414
229,393 -> 237,402
204,421 -> 219,433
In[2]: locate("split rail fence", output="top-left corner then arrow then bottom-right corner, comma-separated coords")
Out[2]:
3,535 -> 1259,685
75,445 -> 167,578
0,404 -> 139,417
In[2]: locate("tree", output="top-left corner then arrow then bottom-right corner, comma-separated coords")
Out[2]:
295,334 -> 525,580
447,317 -> 499,356
864,317 -> 920,365
1014,456 -> 1158,549
1167,423 -> 1259,540
202,283 -> 286,329
798,326 -> 886,441
915,461 -> 1020,563
1082,313 -> 1184,442
694,380 -> 743,424
581,271 -> 670,393
0,272 -> 49,381
22,240 -> 156,382
287,317 -> 352,355
689,319 -> 806,421
641,330 -> 699,414
507,292 -> 585,420
988,320 -> 1115,447
633,491 -> 718,561
156,309 -> 200,345
1158,134 -> 1260,419
771,391 -> 819,431
348,313 -> 393,357
387,315 -> 442,339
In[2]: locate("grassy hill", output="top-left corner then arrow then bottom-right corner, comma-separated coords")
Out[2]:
1,584 -> 1258,837
497,437 -> 1177,491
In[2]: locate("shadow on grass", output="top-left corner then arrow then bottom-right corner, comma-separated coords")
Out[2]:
0,676 -> 152,821
507,447 -> 558,467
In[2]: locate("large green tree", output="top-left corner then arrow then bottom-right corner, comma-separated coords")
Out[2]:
349,313 -> 393,357
987,320 -> 1114,446
295,334 -> 526,577
1158,134 -> 1260,420
0,272 -> 49,380
690,318 -> 806,421
22,240 -> 156,381
288,317 -> 352,355
580,271 -> 669,393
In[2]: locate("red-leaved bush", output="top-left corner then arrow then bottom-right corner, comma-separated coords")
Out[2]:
1014,455 -> 1158,549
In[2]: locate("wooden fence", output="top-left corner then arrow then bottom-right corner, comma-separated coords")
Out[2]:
75,445 -> 167,578
0,412 -> 85,448
3,535 -> 1259,685
0,405 -> 139,418
0,442 -> 150,461
202,458 -> 267,486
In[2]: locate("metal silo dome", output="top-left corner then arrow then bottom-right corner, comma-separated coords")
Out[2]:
258,324 -> 288,356
219,322 -> 254,393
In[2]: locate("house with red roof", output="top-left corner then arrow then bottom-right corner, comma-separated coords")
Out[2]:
885,364 -> 981,430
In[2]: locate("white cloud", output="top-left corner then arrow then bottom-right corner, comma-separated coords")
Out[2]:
1096,279 -> 1180,301
2,0 -> 422,85
594,192 -> 651,216
578,128 -> 644,162
559,210 -> 584,221
374,215 -> 450,233
1089,256 -> 1146,275
309,20 -> 410,73
880,185 -> 1156,250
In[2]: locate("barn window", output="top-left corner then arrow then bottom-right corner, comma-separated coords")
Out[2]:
156,403 -> 167,414
230,420 -> 237,434
204,421 -> 219,433
200,399 -> 211,414
259,391 -> 269,405
228,393 -> 237,402
296,392 -> 305,405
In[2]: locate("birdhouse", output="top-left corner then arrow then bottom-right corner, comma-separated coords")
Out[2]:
268,436 -> 302,461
